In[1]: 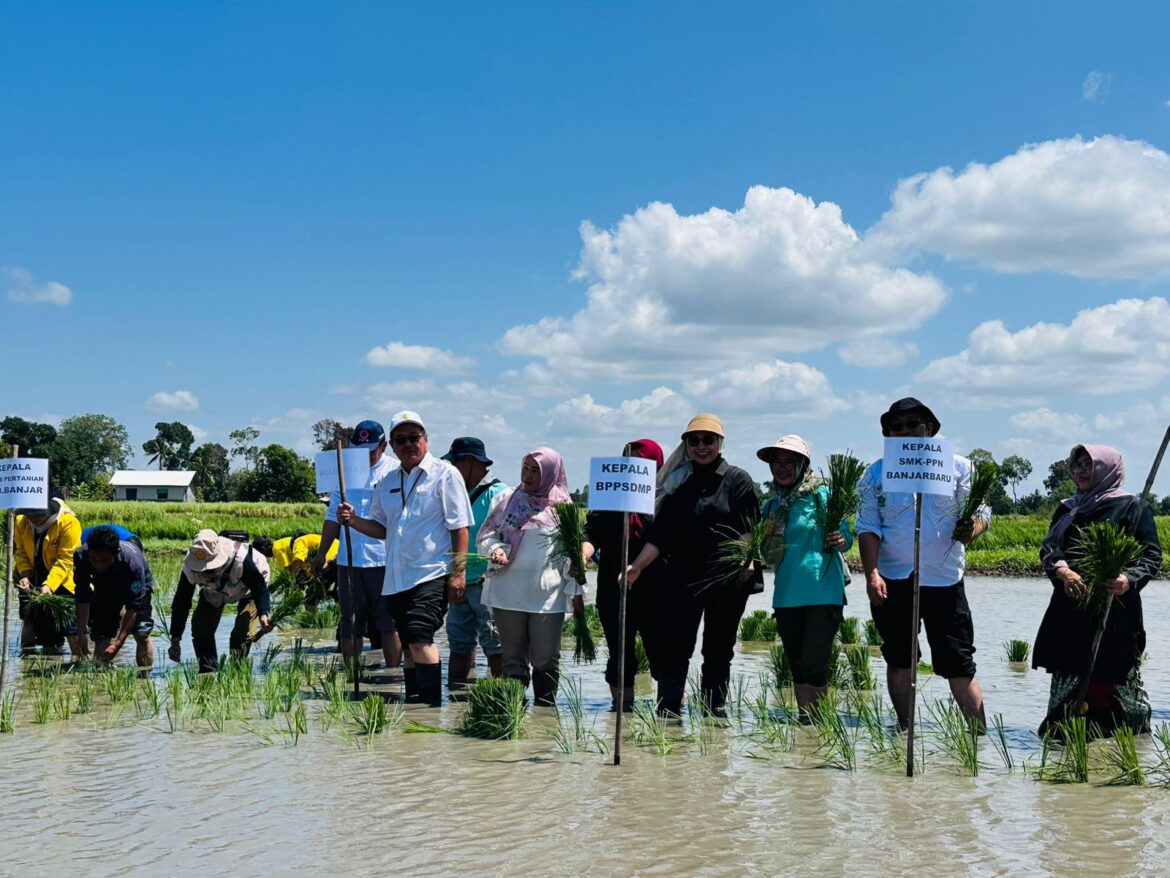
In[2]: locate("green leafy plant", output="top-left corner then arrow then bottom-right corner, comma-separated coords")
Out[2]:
549,502 -> 587,586
844,644 -> 877,691
812,452 -> 865,546
634,634 -> 650,675
990,713 -> 1014,771
863,619 -> 883,648
807,698 -> 857,771
929,698 -> 981,777
958,461 -> 999,524
769,643 -> 793,690
27,592 -> 76,629
710,519 -> 770,587
456,677 -> 528,740
738,609 -> 778,642
1039,718 -> 1091,784
1070,522 -> 1146,617
1003,639 -> 1030,663
629,699 -> 679,755
837,615 -> 861,646
570,611 -> 597,664
0,691 -> 15,733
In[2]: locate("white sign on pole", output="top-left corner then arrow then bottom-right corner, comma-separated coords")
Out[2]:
0,458 -> 49,510
882,438 -> 955,496
588,457 -> 657,515
315,449 -> 372,494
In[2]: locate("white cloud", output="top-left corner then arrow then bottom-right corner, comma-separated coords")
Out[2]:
1082,70 -> 1112,102
189,425 -> 209,443
837,340 -> 918,368
147,390 -> 200,412
869,136 -> 1170,278
4,266 -> 73,306
1009,408 -> 1089,443
547,387 -> 693,436
364,341 -> 473,373
915,297 -> 1170,404
498,186 -> 947,379
684,358 -> 847,418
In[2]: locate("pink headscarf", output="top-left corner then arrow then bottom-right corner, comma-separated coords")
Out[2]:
1041,444 -> 1130,573
482,446 -> 571,556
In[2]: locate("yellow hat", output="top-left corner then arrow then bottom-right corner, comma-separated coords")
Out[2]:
682,413 -> 724,439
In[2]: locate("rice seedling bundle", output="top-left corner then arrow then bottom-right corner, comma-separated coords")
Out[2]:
863,619 -> 883,648
30,680 -> 54,724
769,643 -> 794,690
629,700 -> 678,755
265,588 -> 306,632
456,677 -> 528,740
351,694 -> 389,736
570,611 -> 597,664
738,610 -> 777,642
710,519 -> 771,586
1150,723 -> 1170,787
1040,718 -> 1091,784
1100,725 -> 1145,786
928,699 -> 981,777
1070,522 -> 1145,618
957,461 -> 999,525
549,502 -> 588,586
812,452 -> 866,546
27,592 -> 76,629
1003,639 -> 1030,663
844,645 -> 877,691
634,634 -> 650,675
448,551 -> 495,576
291,601 -> 342,630
837,616 -> 861,645
806,699 -> 857,771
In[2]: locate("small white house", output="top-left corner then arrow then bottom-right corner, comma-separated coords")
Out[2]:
110,470 -> 196,502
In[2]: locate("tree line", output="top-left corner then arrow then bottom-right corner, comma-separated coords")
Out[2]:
0,415 -> 353,503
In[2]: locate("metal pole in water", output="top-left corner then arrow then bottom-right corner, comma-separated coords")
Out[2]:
0,444 -> 18,708
614,509 -> 631,766
336,443 -> 359,699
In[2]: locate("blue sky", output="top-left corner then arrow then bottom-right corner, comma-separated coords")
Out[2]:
4,2 -> 1170,495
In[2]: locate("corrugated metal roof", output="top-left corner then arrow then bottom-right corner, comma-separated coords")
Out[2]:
109,470 -> 196,487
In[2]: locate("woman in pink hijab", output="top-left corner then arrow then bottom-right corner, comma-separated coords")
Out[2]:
1034,444 -> 1162,737
479,447 -> 583,705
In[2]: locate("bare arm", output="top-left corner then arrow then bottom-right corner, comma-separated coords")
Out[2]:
336,502 -> 387,539
859,532 -> 886,604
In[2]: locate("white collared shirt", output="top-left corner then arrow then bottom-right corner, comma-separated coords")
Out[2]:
369,451 -> 473,595
324,455 -> 398,568
855,453 -> 991,587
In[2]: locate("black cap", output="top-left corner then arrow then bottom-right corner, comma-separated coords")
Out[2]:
880,397 -> 941,437
442,436 -> 492,466
349,420 -> 386,449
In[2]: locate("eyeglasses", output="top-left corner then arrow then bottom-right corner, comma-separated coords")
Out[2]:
1069,458 -> 1093,473
686,434 -> 719,447
392,433 -> 425,447
887,418 -> 926,432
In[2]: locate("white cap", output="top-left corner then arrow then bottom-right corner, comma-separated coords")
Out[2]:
389,410 -> 426,434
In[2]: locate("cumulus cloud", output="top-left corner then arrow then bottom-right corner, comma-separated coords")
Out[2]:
498,186 -> 946,379
547,387 -> 693,436
869,136 -> 1170,278
1009,408 -> 1089,443
147,390 -> 200,412
684,359 -> 847,419
365,341 -> 474,373
4,266 -> 73,306
1082,70 -> 1112,102
915,297 -> 1170,403
837,340 -> 918,368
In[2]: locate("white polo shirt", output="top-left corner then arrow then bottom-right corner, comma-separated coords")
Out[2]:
855,453 -> 991,587
369,451 -> 473,595
324,454 -> 398,567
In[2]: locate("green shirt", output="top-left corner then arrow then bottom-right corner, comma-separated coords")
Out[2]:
763,484 -> 854,608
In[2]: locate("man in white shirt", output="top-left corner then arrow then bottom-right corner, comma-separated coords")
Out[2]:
339,410 -> 472,706
857,397 -> 990,729
316,419 -> 401,670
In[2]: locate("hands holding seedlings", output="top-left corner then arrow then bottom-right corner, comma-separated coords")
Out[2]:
824,530 -> 846,551
1105,573 -> 1131,596
1056,567 -> 1086,600
951,516 -> 983,545
16,576 -> 31,592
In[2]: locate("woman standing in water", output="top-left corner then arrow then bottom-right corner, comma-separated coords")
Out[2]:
1034,443 -> 1162,736
479,447 -> 583,706
583,438 -> 666,712
757,435 -> 852,721
627,414 -> 761,718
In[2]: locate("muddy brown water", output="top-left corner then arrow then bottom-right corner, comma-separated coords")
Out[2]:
3,576 -> 1169,878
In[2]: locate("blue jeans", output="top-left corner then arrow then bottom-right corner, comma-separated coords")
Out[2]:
445,582 -> 501,655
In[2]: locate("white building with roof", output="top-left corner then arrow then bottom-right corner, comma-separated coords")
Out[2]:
109,470 -> 196,502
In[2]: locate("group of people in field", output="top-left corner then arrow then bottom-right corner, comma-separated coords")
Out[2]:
11,396 -> 1162,736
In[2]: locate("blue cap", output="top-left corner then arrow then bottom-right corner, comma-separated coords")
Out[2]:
442,436 -> 492,466
349,420 -> 386,449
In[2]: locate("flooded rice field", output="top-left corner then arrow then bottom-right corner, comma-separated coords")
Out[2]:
3,575 -> 1170,878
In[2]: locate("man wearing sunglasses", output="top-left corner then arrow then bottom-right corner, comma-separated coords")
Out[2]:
338,410 -> 472,706
856,397 -> 991,729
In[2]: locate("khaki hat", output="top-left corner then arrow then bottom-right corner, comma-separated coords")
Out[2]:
757,434 -> 812,464
184,528 -> 233,573
682,413 -> 725,439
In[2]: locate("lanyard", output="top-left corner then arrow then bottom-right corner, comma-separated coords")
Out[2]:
399,468 -> 423,512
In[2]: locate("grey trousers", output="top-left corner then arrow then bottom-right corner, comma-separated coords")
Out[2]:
491,608 -> 565,685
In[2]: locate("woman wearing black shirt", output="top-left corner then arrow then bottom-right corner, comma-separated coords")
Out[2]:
627,414 -> 761,718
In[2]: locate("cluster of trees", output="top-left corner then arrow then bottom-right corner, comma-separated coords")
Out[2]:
0,415 -> 352,504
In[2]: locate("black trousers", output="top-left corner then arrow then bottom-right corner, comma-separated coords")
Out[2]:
659,581 -> 751,700
190,596 -> 253,673
597,566 -> 664,687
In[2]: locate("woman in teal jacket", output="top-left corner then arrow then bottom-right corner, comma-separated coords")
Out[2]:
758,435 -> 853,719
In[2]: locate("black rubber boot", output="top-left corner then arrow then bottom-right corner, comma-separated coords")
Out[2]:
656,677 -> 685,718
533,669 -> 559,706
416,661 -> 442,707
403,666 -> 419,703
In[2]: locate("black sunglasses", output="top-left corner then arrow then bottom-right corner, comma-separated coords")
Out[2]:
686,434 -> 719,447
888,418 -> 926,432
392,433 -> 425,446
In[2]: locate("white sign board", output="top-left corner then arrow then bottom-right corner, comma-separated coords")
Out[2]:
315,448 -> 371,494
882,438 -> 955,497
588,457 -> 657,515
0,457 -> 49,510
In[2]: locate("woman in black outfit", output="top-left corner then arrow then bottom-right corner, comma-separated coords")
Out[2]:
1033,444 -> 1162,736
583,438 -> 666,712
627,414 -> 761,718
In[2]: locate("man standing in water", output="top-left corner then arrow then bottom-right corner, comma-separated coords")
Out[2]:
857,397 -> 990,728
73,526 -> 156,666
339,411 -> 472,706
442,436 -> 508,692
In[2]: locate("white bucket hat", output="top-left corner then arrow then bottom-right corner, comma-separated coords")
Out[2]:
756,434 -> 812,464
184,528 -> 233,573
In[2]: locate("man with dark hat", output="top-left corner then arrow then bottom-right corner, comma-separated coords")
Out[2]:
315,419 -> 401,670
856,397 -> 990,728
442,437 -> 509,691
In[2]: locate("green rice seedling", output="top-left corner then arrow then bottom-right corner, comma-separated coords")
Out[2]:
863,619 -> 883,650
456,677 -> 528,740
570,611 -> 597,664
73,671 -> 94,715
990,713 -> 1014,771
928,698 -> 981,777
1149,723 -> 1170,787
828,640 -> 850,690
629,699 -> 678,755
139,680 -> 162,718
549,502 -> 588,587
105,666 -> 139,705
634,634 -> 650,675
164,668 -> 184,714
1040,718 -> 1091,784
291,602 -> 342,630
449,551 -> 495,577
769,643 -> 794,690
264,588 -> 306,633
837,616 -> 861,646
180,660 -> 201,688
806,698 -> 857,771
844,644 -> 877,691
30,678 -> 56,724
549,676 -> 607,754
917,660 -> 934,675
1003,639 -> 1030,663
350,694 -> 389,736
152,597 -> 172,640
855,692 -> 901,766
710,519 -> 771,588
259,672 -> 283,720
402,720 -> 445,733
738,610 -> 777,642
282,701 -> 308,745
727,673 -> 751,725
957,461 -> 999,525
747,690 -> 796,751
102,701 -> 126,729
1100,725 -> 1145,786
53,688 -> 73,721
0,691 -> 15,733
812,452 -> 866,544
259,641 -> 284,671
1070,522 -> 1146,618
27,592 -> 76,629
